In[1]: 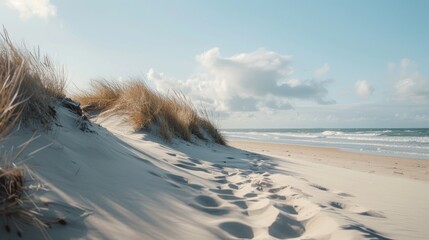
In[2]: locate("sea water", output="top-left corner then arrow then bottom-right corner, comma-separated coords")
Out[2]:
223,128 -> 429,159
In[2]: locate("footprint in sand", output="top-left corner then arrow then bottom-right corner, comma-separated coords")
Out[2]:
228,183 -> 239,190
268,213 -> 305,239
274,203 -> 298,215
210,188 -> 234,195
219,222 -> 254,239
243,193 -> 258,198
213,178 -> 228,184
188,183 -> 205,190
166,174 -> 188,184
166,173 -> 204,190
195,195 -> 220,207
190,195 -> 230,216
268,194 -> 287,201
268,186 -> 288,194
189,204 -> 230,216
232,201 -> 248,209
329,201 -> 347,209
218,194 -> 243,201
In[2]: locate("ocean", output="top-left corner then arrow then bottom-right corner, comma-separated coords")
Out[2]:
223,128 -> 429,160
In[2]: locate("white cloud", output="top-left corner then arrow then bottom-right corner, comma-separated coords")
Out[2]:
5,0 -> 57,19
390,59 -> 429,103
354,80 -> 374,98
148,48 -> 334,113
394,73 -> 429,102
314,63 -> 330,78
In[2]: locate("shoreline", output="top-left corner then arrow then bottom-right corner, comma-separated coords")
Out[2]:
222,129 -> 429,161
229,140 -> 429,182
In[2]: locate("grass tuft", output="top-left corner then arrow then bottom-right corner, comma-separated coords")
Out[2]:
0,164 -> 24,204
0,28 -> 66,133
75,79 -> 121,113
0,142 -> 52,240
75,79 -> 226,144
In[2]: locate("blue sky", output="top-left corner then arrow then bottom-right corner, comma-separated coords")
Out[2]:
1,0 -> 428,128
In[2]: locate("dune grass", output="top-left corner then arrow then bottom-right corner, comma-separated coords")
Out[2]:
75,79 -> 226,144
0,29 -> 66,134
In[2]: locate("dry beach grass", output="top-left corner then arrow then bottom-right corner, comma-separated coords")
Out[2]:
0,29 -> 66,134
75,79 -> 225,144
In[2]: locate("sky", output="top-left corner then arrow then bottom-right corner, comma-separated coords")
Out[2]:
1,0 -> 428,128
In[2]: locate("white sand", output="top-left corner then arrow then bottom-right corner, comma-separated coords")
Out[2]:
230,141 -> 429,240
230,140 -> 429,181
1,105 -> 428,239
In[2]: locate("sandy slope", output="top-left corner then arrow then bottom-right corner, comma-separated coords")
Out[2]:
1,105 -> 427,239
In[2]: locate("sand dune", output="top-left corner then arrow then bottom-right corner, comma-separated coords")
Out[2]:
1,104 -> 427,239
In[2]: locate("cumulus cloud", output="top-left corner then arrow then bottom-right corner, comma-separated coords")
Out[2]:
148,48 -> 334,113
389,59 -> 429,103
5,0 -> 57,19
354,80 -> 374,98
314,63 -> 330,78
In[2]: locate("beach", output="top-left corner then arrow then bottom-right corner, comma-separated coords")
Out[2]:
230,140 -> 429,239
230,140 -> 429,181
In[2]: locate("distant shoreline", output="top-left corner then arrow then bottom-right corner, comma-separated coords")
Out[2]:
227,137 -> 429,160
223,128 -> 429,160
229,140 -> 429,182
